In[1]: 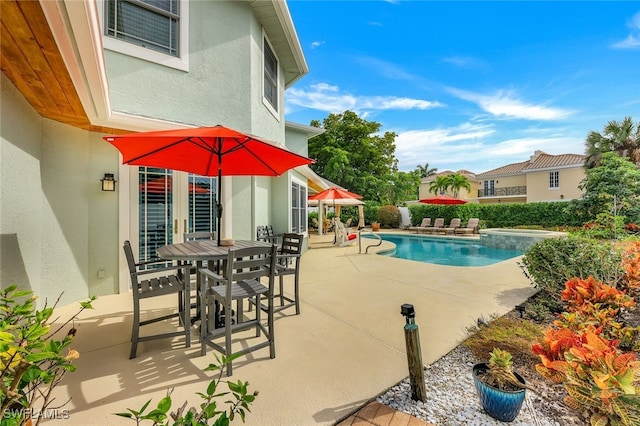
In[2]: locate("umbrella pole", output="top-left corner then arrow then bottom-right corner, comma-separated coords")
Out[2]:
216,170 -> 223,247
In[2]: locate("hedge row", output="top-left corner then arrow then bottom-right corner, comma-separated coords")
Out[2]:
407,201 -> 585,229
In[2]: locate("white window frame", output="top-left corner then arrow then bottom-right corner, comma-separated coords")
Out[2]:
100,0 -> 190,72
291,178 -> 307,234
262,32 -> 279,119
549,171 -> 560,189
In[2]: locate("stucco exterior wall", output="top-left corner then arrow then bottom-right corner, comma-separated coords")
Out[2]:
1,74 -> 119,305
106,2 -> 249,129
526,167 -> 585,202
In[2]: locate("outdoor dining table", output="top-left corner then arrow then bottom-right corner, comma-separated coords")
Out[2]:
156,239 -> 274,330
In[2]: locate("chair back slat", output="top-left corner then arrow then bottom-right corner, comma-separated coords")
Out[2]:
224,245 -> 277,284
184,231 -> 215,241
280,233 -> 303,256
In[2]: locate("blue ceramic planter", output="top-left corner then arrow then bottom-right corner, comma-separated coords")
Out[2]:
472,363 -> 526,422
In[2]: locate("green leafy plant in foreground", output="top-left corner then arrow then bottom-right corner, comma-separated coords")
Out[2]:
116,353 -> 258,426
0,285 -> 96,425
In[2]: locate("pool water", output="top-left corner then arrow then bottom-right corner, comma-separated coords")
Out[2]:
366,234 -> 524,267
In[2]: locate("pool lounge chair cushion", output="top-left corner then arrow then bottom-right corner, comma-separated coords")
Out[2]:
455,218 -> 480,235
442,218 -> 461,234
409,218 -> 431,233
422,218 -> 445,234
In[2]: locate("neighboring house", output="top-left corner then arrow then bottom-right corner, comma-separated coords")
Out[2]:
476,151 -> 586,204
418,170 -> 479,202
0,1 -> 315,304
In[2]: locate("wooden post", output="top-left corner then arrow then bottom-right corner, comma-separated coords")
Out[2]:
401,304 -> 427,402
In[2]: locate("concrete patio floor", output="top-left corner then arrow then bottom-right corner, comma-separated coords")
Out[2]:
46,231 -> 537,425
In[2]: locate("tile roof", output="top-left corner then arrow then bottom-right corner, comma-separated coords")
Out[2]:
477,151 -> 585,177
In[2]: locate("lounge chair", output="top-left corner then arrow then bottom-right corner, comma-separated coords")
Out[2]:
409,218 -> 431,233
442,218 -> 461,234
422,218 -> 445,234
455,218 -> 480,235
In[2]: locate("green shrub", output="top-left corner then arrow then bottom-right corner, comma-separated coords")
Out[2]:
408,200 -> 582,228
363,201 -> 380,226
521,236 -> 625,296
575,212 -> 627,240
377,205 -> 401,228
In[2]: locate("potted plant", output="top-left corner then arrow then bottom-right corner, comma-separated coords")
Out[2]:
472,348 -> 530,422
0,285 -> 95,425
371,222 -> 380,232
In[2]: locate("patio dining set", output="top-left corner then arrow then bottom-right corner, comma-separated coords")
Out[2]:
123,229 -> 303,376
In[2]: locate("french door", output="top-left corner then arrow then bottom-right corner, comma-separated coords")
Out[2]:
134,167 -> 217,262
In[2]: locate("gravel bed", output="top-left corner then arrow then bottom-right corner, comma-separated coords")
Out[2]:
376,345 -> 566,426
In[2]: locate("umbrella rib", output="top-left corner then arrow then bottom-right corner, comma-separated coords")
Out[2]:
125,137 -> 194,163
221,137 -> 280,175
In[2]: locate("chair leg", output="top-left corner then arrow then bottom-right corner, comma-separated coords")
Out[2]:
279,276 -> 285,307
268,293 -> 275,359
225,299 -> 233,376
200,288 -> 210,356
180,289 -> 191,348
130,298 -> 140,359
294,273 -> 301,315
255,294 -> 262,337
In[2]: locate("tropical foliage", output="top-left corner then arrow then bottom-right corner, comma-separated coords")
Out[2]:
584,117 -> 640,169
416,162 -> 437,178
425,172 -> 471,198
0,286 -> 95,425
532,275 -> 640,426
521,236 -> 625,296
570,152 -> 640,227
116,354 -> 258,426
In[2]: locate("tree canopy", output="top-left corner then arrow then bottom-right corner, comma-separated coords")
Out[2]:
308,110 -> 420,204
427,173 -> 471,198
571,152 -> 640,224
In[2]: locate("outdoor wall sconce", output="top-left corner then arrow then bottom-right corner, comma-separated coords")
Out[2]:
101,173 -> 117,192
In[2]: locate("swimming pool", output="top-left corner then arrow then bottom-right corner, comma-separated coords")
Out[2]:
364,234 -> 524,267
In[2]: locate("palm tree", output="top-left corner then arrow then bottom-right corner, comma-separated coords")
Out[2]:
416,162 -> 438,178
429,175 -> 450,195
447,173 -> 471,198
585,117 -> 640,168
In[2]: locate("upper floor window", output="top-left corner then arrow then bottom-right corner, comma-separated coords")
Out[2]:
263,37 -> 278,112
105,0 -> 180,57
483,180 -> 495,196
549,171 -> 559,188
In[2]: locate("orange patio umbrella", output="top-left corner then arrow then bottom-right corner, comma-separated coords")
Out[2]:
309,187 -> 363,241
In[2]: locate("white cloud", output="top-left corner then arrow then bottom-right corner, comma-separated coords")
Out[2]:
286,83 -> 442,115
310,41 -> 324,49
442,56 -> 486,69
449,88 -> 574,120
393,123 -> 583,173
612,11 -> 640,49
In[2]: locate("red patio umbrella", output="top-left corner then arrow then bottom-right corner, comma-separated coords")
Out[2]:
419,194 -> 467,204
104,125 -> 313,245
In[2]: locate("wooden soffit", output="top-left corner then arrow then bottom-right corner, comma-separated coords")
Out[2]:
0,0 -> 120,134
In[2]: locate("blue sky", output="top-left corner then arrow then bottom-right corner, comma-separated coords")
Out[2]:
284,1 -> 640,174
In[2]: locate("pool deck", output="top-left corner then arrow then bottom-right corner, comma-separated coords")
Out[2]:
46,230 -> 537,425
